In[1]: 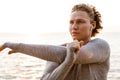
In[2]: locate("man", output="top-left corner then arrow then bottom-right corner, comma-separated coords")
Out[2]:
0,3 -> 110,80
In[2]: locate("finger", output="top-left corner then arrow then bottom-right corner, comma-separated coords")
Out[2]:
0,46 -> 5,51
8,50 -> 15,54
79,41 -> 84,47
73,40 -> 79,43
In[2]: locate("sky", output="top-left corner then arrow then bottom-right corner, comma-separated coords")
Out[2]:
0,0 -> 120,34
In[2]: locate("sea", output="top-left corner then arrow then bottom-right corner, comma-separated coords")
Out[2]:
0,32 -> 119,80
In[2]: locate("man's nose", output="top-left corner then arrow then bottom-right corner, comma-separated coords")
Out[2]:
72,23 -> 79,30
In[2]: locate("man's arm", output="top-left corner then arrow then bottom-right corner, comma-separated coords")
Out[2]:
2,42 -> 66,63
75,38 -> 110,64
1,38 -> 110,64
41,43 -> 77,80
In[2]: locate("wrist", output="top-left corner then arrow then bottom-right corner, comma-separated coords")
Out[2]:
3,42 -> 18,49
3,42 -> 10,48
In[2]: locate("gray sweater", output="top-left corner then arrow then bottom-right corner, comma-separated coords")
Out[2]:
3,38 -> 110,80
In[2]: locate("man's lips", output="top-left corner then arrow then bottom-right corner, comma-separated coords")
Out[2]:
71,31 -> 79,35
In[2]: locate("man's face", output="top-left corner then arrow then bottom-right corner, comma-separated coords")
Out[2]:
69,11 -> 94,41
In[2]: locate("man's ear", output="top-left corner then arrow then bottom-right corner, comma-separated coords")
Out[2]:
91,21 -> 96,30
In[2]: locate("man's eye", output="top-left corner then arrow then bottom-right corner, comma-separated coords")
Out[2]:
70,21 -> 74,24
77,20 -> 85,24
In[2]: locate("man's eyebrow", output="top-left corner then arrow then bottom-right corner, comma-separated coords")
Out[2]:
76,18 -> 85,21
70,18 -> 85,20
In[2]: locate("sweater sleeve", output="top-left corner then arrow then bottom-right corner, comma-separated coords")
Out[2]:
3,38 -> 110,64
41,45 -> 76,80
75,38 -> 110,64
3,42 -> 66,63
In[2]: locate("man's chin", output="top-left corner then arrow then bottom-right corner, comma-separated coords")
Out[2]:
73,37 -> 82,41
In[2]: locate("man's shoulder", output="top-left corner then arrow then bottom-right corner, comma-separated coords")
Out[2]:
91,38 -> 110,52
91,38 -> 109,45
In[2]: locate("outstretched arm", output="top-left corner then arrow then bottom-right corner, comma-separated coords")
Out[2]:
0,40 -> 80,80
0,38 -> 110,64
1,42 -> 66,63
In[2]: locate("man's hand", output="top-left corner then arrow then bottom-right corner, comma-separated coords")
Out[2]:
66,40 -> 84,63
0,43 -> 15,54
67,40 -> 84,53
0,44 -> 6,52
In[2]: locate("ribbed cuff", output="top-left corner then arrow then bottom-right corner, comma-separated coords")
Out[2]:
3,42 -> 19,52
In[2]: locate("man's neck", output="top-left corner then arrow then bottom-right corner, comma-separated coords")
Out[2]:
78,37 -> 91,45
83,39 -> 90,45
